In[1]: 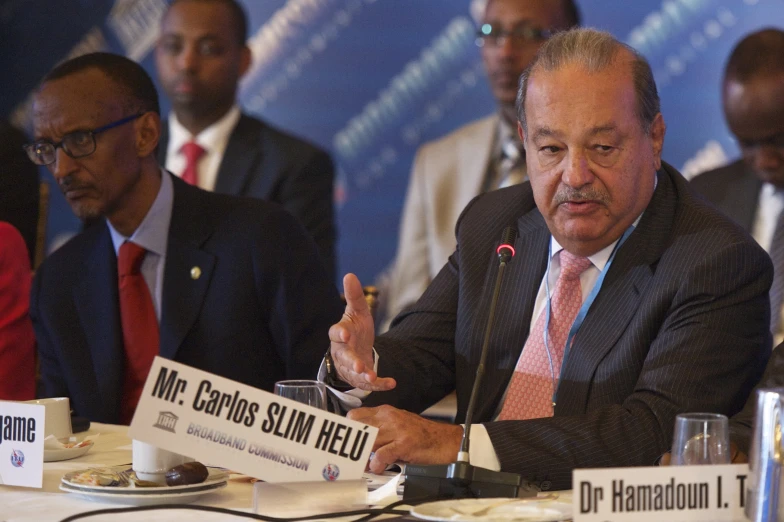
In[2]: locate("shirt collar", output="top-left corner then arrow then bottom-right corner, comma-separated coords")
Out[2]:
549,212 -> 644,272
761,182 -> 784,203
167,104 -> 242,157
107,169 -> 174,257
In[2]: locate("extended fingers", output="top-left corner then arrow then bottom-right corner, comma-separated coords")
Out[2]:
328,323 -> 350,344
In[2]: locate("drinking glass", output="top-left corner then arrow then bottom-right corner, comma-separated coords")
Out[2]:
670,412 -> 730,465
274,380 -> 327,410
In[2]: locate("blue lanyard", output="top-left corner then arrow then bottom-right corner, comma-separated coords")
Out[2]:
543,225 -> 635,406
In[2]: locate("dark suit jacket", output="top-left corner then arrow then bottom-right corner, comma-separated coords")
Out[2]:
690,159 -> 761,232
368,163 -> 772,490
159,113 -> 337,279
31,174 -> 343,424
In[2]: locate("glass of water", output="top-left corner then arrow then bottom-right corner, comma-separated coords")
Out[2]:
274,380 -> 328,410
670,413 -> 730,465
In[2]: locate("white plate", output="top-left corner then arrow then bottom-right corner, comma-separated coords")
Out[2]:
410,494 -> 572,522
60,467 -> 228,506
44,440 -> 94,462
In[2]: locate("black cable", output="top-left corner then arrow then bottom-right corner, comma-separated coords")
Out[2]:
59,503 -> 412,522
351,495 -> 439,522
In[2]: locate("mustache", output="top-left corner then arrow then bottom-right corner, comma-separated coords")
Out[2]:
58,176 -> 92,193
553,186 -> 610,205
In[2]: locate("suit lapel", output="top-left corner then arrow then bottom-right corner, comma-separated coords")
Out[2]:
213,114 -> 264,196
556,169 -> 677,413
73,226 -> 124,419
735,165 -> 763,232
475,208 -> 550,421
159,177 -> 217,360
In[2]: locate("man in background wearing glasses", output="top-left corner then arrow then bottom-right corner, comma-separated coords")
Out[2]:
381,0 -> 581,331
27,52 -> 342,425
691,29 -> 784,346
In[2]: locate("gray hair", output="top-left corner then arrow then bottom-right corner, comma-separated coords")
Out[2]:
517,28 -> 660,135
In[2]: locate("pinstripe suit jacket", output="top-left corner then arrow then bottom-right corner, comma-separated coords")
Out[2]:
368,162 -> 772,490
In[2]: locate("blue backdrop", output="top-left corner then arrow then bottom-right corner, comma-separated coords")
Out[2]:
1,0 -> 781,285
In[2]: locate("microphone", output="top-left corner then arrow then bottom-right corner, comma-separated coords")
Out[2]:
404,226 -> 536,501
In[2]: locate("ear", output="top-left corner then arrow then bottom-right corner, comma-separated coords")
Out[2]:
135,112 -> 161,158
517,121 -> 525,143
649,113 -> 666,170
239,45 -> 252,78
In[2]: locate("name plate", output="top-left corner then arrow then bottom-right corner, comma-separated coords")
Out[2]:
573,464 -> 749,521
0,400 -> 44,488
129,357 -> 378,482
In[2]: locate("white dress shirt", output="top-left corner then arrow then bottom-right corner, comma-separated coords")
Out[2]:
165,105 -> 242,191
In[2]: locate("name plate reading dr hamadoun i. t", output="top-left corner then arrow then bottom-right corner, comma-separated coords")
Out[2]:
573,463 -> 749,521
129,357 -> 378,483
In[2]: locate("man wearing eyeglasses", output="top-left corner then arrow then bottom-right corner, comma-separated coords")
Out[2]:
381,0 -> 581,331
27,52 -> 343,425
327,28 -> 770,491
691,29 -> 784,345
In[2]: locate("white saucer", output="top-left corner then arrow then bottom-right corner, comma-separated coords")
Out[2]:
410,494 -> 572,522
60,467 -> 228,506
44,440 -> 94,462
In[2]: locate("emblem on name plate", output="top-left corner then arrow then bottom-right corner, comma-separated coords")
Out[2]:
10,449 -> 24,468
322,463 -> 340,481
153,411 -> 179,433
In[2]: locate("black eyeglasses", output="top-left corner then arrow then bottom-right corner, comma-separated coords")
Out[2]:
23,113 -> 145,166
475,23 -> 554,47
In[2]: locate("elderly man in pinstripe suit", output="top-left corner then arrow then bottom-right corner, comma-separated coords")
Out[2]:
327,28 -> 772,490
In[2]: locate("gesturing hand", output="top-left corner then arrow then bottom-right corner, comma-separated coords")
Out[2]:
348,405 -> 463,474
328,273 -> 396,391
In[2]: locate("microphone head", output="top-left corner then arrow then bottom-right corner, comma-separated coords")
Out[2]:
496,226 -> 517,262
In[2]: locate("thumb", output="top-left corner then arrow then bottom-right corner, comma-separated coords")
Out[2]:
343,273 -> 369,316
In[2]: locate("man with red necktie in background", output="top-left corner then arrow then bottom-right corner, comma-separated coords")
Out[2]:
28,52 -> 341,424
154,0 -> 336,279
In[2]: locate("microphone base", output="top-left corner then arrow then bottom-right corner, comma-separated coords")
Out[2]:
403,462 -> 538,501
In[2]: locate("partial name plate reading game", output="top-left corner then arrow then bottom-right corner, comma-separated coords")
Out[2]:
573,463 -> 749,521
129,357 -> 378,483
0,400 -> 45,488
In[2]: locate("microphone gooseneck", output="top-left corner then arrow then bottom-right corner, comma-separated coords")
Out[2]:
451,226 -> 518,480
403,225 -> 527,500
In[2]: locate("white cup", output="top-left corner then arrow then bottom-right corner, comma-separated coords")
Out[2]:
24,397 -> 72,440
132,440 -> 193,484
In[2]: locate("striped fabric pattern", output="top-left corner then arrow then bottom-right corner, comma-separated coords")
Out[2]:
371,163 -> 772,490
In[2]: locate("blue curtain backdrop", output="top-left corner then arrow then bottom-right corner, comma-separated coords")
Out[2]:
2,0 -> 781,285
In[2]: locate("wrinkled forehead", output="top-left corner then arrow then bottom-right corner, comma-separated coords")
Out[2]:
32,71 -> 123,138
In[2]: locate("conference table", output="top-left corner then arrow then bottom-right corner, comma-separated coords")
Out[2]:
1,423 -> 404,522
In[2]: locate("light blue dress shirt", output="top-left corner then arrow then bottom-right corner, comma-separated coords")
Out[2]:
107,170 -> 174,321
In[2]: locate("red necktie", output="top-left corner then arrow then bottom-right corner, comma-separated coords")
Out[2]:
180,141 -> 205,186
118,241 -> 159,424
498,250 -> 592,420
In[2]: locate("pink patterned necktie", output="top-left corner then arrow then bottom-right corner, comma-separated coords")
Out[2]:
180,141 -> 205,186
498,250 -> 592,420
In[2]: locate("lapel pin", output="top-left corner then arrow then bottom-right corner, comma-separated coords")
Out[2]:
190,266 -> 202,280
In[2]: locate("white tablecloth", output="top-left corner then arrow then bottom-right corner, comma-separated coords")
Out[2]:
1,423 -> 258,522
